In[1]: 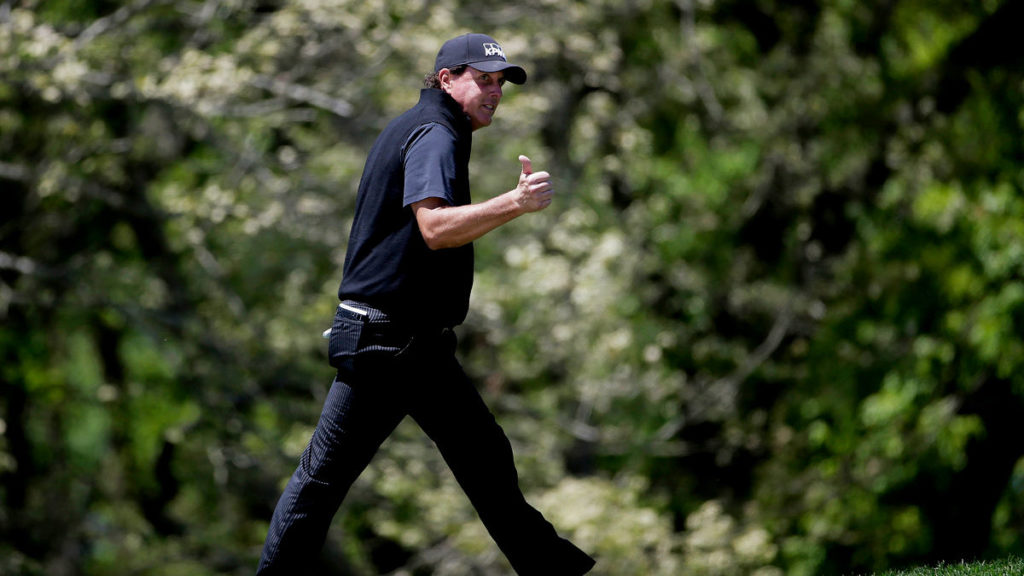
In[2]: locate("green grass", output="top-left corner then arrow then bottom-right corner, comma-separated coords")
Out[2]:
865,557 -> 1024,575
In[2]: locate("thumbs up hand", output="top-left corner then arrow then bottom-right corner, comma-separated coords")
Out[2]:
514,155 -> 553,213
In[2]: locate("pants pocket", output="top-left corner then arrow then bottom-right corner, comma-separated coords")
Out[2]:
328,313 -> 363,370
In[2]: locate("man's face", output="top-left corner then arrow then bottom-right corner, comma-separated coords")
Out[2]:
443,66 -> 506,131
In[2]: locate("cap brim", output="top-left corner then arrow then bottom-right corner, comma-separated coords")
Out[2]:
468,60 -> 527,85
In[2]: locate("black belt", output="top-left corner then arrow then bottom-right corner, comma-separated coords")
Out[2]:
338,300 -> 452,337
336,303 -> 369,322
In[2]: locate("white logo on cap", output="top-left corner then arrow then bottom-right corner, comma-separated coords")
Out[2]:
482,43 -> 506,59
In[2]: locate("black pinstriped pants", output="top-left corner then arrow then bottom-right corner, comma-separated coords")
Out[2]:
257,306 -> 595,575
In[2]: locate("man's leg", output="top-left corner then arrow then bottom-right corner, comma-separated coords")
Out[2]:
257,376 -> 405,575
409,338 -> 595,575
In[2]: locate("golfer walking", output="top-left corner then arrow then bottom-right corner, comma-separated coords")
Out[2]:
256,33 -> 596,575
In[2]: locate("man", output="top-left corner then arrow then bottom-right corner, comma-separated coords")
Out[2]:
257,33 -> 596,575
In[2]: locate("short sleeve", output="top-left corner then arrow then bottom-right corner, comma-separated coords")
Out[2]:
402,123 -> 459,207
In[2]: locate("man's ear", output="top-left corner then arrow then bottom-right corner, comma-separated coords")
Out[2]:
438,68 -> 452,93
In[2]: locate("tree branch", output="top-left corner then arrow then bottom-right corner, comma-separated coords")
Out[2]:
686,297 -> 796,422
71,0 -> 168,52
0,161 -> 30,182
679,0 -> 724,125
249,75 -> 354,118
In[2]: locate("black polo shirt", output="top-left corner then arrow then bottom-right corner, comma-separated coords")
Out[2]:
338,89 -> 474,329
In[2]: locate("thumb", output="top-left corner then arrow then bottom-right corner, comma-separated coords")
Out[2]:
518,155 -> 533,176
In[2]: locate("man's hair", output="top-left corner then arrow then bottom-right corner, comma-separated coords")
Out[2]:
423,65 -> 468,89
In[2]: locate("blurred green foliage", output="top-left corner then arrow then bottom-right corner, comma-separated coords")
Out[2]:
2,0 -> 1023,574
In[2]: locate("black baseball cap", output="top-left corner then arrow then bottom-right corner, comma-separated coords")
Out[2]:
434,33 -> 527,85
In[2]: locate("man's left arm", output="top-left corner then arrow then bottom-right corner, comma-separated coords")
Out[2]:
413,156 -> 552,250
